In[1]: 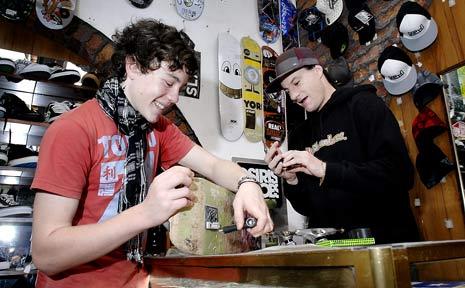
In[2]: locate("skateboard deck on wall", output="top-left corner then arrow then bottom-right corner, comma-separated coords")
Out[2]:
218,32 -> 244,141
169,177 -> 260,255
257,0 -> 280,44
241,36 -> 263,143
262,46 -> 287,150
280,0 -> 299,51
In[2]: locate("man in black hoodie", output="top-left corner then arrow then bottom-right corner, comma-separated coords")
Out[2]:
264,47 -> 419,244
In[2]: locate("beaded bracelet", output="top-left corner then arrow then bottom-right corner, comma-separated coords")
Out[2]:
237,175 -> 260,190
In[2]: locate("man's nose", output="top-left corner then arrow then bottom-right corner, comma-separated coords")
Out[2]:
167,89 -> 179,103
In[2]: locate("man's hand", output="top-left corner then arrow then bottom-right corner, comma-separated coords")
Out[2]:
281,149 -> 325,178
264,141 -> 298,184
232,182 -> 273,237
141,166 -> 195,227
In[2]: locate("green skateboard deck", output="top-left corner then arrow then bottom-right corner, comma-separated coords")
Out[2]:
262,46 -> 286,150
168,177 -> 260,255
241,36 -> 263,143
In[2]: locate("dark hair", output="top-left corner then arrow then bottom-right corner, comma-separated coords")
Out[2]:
111,19 -> 198,81
304,65 -> 335,88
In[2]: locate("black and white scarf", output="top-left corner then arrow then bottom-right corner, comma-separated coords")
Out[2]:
96,77 -> 150,263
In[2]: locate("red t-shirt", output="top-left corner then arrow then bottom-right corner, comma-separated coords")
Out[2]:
31,99 -> 194,288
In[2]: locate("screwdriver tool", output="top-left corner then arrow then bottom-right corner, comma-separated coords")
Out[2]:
219,217 -> 257,234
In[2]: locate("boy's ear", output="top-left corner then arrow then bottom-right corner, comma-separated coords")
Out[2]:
125,55 -> 140,79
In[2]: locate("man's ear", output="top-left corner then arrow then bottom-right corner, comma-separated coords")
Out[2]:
314,65 -> 324,78
125,55 -> 139,79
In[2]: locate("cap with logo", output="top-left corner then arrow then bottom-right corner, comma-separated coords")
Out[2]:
396,1 -> 438,52
129,0 -> 153,8
298,6 -> 327,42
326,56 -> 353,87
412,69 -> 443,109
348,4 -> 376,45
0,0 -> 35,22
265,47 -> 320,93
321,22 -> 349,59
315,0 -> 344,26
176,0 -> 205,21
377,45 -> 417,96
36,0 -> 74,30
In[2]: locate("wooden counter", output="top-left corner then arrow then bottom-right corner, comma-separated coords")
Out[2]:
146,240 -> 465,288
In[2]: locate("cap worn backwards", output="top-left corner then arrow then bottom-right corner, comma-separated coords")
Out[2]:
266,47 -> 320,93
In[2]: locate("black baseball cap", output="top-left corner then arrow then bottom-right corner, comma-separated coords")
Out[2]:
266,47 -> 320,93
326,56 -> 353,87
298,6 -> 327,42
396,2 -> 438,52
348,5 -> 376,45
412,69 -> 443,109
129,0 -> 153,8
321,22 -> 349,59
0,0 -> 34,22
377,45 -> 417,96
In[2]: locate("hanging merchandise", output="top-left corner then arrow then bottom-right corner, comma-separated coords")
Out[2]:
280,0 -> 298,51
315,0 -> 343,26
36,0 -> 75,30
396,1 -> 438,52
325,56 -> 353,88
298,6 -> 326,42
320,22 -> 349,59
262,46 -> 286,150
257,0 -> 280,44
347,4 -> 376,45
128,0 -> 153,9
377,45 -> 417,96
175,0 -> 204,21
411,69 -> 444,109
241,36 -> 263,143
218,32 -> 244,142
0,0 -> 35,22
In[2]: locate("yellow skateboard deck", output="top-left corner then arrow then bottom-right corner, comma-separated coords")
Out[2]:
241,36 -> 263,143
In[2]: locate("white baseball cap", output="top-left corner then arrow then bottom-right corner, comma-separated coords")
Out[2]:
316,0 -> 343,26
396,2 -> 438,52
378,45 -> 418,96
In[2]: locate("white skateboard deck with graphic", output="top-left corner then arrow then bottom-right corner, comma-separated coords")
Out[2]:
241,36 -> 263,143
218,32 -> 244,141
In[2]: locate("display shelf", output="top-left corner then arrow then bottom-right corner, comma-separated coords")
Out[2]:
0,73 -> 96,101
0,119 -> 47,146
0,167 -> 35,186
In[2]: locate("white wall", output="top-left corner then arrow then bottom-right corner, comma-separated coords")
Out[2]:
75,0 -> 283,161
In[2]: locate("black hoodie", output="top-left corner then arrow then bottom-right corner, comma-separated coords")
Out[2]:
285,85 -> 419,244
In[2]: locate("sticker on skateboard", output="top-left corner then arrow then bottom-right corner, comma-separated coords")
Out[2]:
257,0 -> 280,44
262,46 -> 286,150
241,36 -> 263,143
175,0 -> 204,21
169,177 -> 260,255
218,32 -> 244,141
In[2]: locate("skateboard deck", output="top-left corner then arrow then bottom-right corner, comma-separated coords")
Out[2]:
257,0 -> 280,44
169,177 -> 260,255
280,0 -> 298,51
262,46 -> 287,150
175,0 -> 204,21
218,32 -> 244,141
241,36 -> 263,143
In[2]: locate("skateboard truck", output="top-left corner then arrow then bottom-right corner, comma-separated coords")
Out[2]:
294,228 -> 344,244
219,217 -> 257,234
